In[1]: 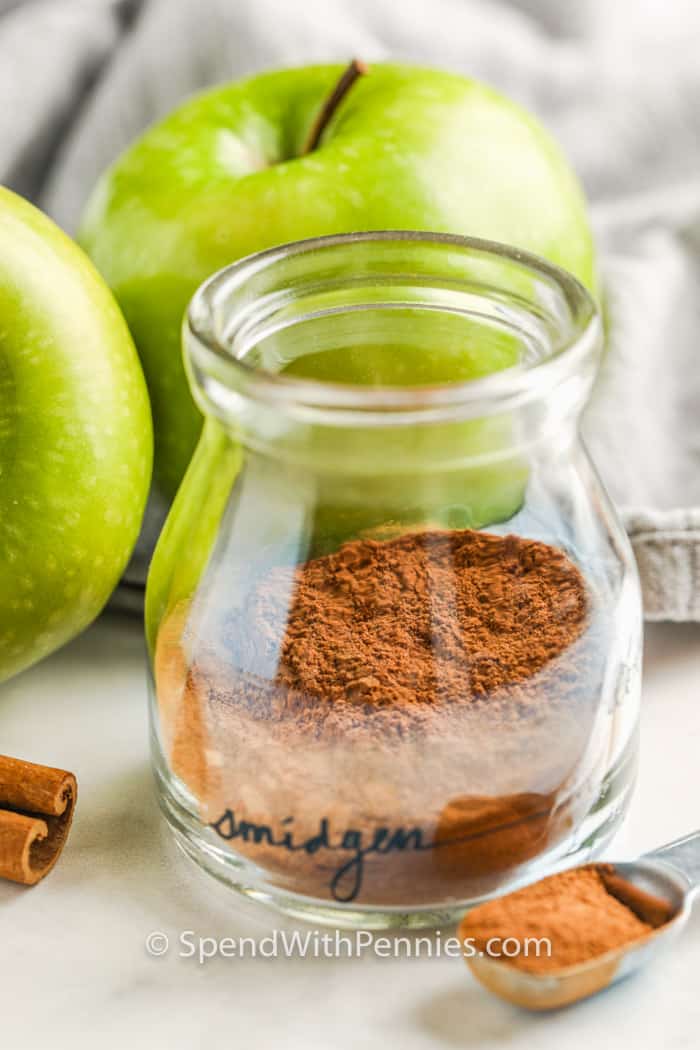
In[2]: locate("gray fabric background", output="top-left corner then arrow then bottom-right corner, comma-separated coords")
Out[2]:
2,0 -> 699,619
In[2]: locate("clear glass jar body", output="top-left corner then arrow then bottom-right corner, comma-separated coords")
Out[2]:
146,233 -> 641,928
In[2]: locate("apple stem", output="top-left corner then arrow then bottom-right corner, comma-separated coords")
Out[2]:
301,59 -> 368,155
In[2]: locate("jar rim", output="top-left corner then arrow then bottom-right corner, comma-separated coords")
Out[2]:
185,231 -> 601,424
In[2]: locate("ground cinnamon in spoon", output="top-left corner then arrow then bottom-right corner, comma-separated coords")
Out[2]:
459,864 -> 674,974
156,528 -> 609,905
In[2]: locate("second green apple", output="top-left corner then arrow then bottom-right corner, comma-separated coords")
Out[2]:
80,62 -> 595,500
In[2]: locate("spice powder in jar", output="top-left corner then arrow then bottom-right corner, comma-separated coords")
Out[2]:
155,528 -> 607,907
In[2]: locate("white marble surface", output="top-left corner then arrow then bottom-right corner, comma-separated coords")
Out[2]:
1,613 -> 700,1049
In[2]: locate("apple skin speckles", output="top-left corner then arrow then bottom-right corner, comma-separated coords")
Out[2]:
0,187 -> 152,683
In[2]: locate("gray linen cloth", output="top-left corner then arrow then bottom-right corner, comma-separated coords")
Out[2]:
2,0 -> 699,620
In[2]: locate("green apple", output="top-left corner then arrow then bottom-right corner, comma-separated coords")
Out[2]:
0,188 -> 152,682
80,62 -> 595,500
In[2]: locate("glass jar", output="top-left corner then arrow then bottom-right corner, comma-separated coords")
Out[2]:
146,232 -> 641,929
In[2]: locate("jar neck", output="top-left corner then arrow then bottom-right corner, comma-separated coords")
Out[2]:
185,232 -> 601,440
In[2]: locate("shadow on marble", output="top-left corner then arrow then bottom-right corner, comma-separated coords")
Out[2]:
414,981 -> 523,1045
643,621 -> 700,678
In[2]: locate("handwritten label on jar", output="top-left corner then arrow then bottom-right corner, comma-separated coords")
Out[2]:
210,810 -> 434,903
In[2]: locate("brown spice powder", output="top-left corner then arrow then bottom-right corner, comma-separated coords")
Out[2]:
156,529 -> 607,906
458,864 -> 673,974
230,529 -> 588,727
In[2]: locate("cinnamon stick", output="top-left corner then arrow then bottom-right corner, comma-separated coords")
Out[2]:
0,754 -> 77,885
